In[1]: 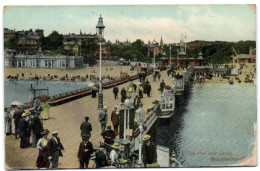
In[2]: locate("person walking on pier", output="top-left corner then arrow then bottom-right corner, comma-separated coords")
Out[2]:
91,87 -> 97,98
36,129 -> 50,169
121,88 -> 127,103
102,126 -> 116,145
80,117 -> 92,138
13,107 -> 23,139
158,72 -> 161,81
48,131 -> 65,169
133,83 -> 137,93
160,80 -> 166,94
99,106 -> 108,135
138,85 -> 144,98
142,134 -> 157,168
19,110 -> 31,148
4,108 -> 12,136
78,135 -> 94,168
146,81 -> 152,97
30,114 -> 44,148
134,95 -> 142,110
111,106 -> 119,135
113,86 -> 119,100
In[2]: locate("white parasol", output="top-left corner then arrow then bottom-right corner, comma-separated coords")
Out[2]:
11,101 -> 23,106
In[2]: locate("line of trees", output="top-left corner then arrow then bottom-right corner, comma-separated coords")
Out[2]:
5,29 -> 256,64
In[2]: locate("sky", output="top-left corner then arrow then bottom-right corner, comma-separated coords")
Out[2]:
3,5 -> 256,43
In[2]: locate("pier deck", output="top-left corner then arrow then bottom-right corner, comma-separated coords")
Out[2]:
5,69 -> 174,169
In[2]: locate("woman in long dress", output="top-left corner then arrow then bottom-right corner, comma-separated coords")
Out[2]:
4,109 -> 12,135
41,102 -> 50,120
36,129 -> 50,168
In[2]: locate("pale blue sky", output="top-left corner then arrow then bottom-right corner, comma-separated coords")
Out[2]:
4,5 -> 256,43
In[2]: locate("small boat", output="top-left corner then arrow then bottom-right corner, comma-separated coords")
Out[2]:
228,78 -> 234,85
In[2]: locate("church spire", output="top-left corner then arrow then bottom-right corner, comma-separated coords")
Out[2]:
160,35 -> 163,48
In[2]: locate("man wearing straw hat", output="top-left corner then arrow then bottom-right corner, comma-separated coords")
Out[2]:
142,134 -> 157,167
110,142 -> 122,167
18,110 -> 31,148
99,106 -> 108,135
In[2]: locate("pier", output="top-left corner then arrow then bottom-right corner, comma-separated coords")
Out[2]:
5,67 -> 179,169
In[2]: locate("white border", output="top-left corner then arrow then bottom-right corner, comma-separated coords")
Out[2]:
0,1 -> 259,171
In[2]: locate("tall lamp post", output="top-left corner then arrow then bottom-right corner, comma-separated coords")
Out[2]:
124,96 -> 134,139
153,44 -> 156,81
96,15 -> 105,110
169,44 -> 172,67
135,103 -> 146,166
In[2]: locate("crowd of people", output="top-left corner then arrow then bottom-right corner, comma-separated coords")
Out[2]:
4,99 -> 64,169
5,66 -> 176,169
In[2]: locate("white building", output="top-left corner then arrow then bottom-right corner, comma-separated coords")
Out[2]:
4,50 -> 84,69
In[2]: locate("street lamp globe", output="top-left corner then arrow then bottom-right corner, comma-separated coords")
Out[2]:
135,103 -> 146,124
96,15 -> 105,35
124,96 -> 134,108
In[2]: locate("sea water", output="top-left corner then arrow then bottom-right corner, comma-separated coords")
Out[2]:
4,80 -> 94,108
157,83 -> 256,166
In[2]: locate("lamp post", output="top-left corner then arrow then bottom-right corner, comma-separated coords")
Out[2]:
135,103 -> 146,166
153,45 -> 156,74
116,96 -> 134,140
124,96 -> 134,139
96,15 -> 105,110
169,44 -> 172,67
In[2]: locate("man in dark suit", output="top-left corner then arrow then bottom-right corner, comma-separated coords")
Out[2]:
95,145 -> 109,168
78,135 -> 94,168
80,117 -> 92,138
18,111 -> 31,148
48,131 -> 64,169
113,86 -> 119,100
13,108 -> 23,139
30,114 -> 44,148
121,88 -> 127,103
142,134 -> 157,167
111,107 -> 119,135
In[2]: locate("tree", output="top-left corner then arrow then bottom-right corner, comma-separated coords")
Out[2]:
43,31 -> 63,50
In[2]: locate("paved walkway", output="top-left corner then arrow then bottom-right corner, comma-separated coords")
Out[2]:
5,69 -> 174,169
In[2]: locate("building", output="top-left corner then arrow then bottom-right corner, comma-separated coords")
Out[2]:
15,29 -> 43,53
4,28 -> 16,42
146,38 -> 164,57
63,30 -> 112,59
162,37 -> 204,67
232,47 -> 256,64
4,50 -> 84,69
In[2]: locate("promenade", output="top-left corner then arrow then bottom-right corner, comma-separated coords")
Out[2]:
5,69 -> 173,169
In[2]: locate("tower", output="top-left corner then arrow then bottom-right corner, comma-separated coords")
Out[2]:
160,35 -> 163,48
